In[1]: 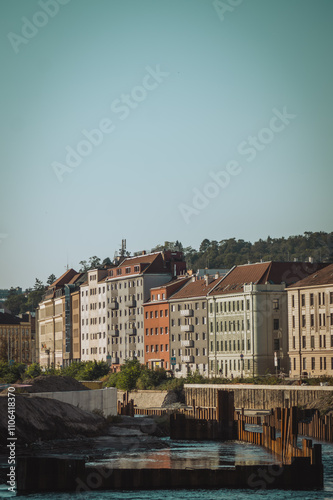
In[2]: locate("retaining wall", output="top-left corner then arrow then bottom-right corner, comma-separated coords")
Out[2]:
117,390 -> 177,408
184,384 -> 333,410
30,387 -> 117,416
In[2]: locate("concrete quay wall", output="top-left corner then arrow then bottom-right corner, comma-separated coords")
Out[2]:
30,387 -> 117,416
184,384 -> 333,410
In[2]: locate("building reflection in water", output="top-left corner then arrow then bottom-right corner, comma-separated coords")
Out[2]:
94,440 -> 277,470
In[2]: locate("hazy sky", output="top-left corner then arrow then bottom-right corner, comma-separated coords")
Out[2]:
1,0 -> 332,289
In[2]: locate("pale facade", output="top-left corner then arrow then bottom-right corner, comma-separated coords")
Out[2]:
208,283 -> 288,378
107,251 -> 186,367
80,269 -> 108,362
37,269 -> 83,368
288,264 -> 333,378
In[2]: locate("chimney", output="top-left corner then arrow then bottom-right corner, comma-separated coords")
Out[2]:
142,250 -> 146,255
204,274 -> 209,286
191,275 -> 196,282
308,256 -> 313,263
214,272 -> 219,279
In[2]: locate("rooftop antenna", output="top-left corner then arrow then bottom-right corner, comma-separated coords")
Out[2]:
120,239 -> 127,257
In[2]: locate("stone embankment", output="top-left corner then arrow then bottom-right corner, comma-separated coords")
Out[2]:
117,389 -> 179,408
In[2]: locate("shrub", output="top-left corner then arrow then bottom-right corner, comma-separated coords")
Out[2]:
24,363 -> 42,379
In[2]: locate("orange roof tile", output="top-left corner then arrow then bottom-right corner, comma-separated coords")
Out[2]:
209,261 -> 329,296
170,277 -> 221,300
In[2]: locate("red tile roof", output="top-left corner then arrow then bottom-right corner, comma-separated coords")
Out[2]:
170,277 -> 220,300
50,269 -> 79,288
209,261 -> 329,296
288,263 -> 333,288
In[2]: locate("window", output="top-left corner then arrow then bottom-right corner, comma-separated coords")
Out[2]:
273,319 -> 279,330
292,316 -> 295,328
273,299 -> 279,310
301,294 -> 305,307
292,336 -> 296,349
310,293 -> 314,306
311,336 -> 315,348
302,358 -> 306,370
274,338 -> 280,351
302,336 -> 306,349
311,357 -> 315,370
302,315 -> 306,328
330,292 -> 333,304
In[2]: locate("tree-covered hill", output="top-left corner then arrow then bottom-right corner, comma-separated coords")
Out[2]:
151,231 -> 333,271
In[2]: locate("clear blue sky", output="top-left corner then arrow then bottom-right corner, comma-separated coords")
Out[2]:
0,0 -> 332,289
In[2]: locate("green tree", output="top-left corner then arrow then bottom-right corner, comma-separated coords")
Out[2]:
47,274 -> 57,286
79,260 -> 89,272
89,256 -> 101,269
116,358 -> 143,390
4,292 -> 27,316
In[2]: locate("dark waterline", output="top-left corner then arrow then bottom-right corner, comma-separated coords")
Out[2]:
1,438 -> 332,499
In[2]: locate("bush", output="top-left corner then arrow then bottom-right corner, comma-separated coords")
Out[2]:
24,363 -> 42,379
0,362 -> 26,384
116,358 -> 143,391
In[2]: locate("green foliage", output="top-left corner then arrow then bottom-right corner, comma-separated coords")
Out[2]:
116,358 -> 143,391
0,362 -> 26,384
185,371 -> 206,384
152,232 -> 333,271
46,274 -> 57,286
136,367 -> 168,390
24,362 -> 42,379
79,360 -> 110,380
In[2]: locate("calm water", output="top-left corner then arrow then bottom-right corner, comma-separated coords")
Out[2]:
1,438 -> 333,500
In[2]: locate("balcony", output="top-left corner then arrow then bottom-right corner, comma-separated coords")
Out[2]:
111,330 -> 119,337
111,357 -> 119,364
125,297 -> 136,308
180,309 -> 193,317
125,327 -> 137,336
181,339 -> 194,348
180,325 -> 194,332
109,301 -> 118,310
182,355 -> 194,363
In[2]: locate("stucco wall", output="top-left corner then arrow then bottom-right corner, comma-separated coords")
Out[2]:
31,387 -> 117,416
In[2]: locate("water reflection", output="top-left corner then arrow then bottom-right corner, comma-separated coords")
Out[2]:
88,438 -> 278,470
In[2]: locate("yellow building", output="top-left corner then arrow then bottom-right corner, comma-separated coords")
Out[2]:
37,269 -> 84,368
288,263 -> 333,378
0,312 -> 35,364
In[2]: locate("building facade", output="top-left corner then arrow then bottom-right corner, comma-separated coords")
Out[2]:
288,263 -> 333,378
0,312 -> 34,364
169,275 -> 220,377
107,251 -> 186,368
37,269 -> 84,368
80,269 -> 109,363
208,261 -> 325,378
143,278 -> 189,370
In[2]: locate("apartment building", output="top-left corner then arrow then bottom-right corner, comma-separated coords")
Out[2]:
107,251 -> 186,367
0,312 -> 35,364
80,268 -> 109,362
169,275 -> 220,377
143,278 -> 189,370
207,261 -> 325,378
37,269 -> 84,368
288,263 -> 333,378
